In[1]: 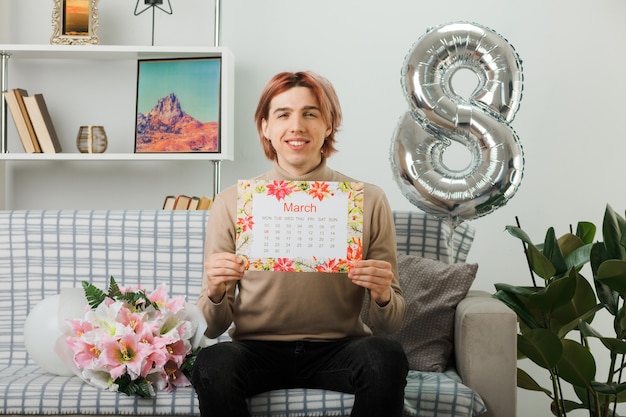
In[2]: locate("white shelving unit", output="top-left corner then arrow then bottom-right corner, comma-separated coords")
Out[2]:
0,44 -> 234,208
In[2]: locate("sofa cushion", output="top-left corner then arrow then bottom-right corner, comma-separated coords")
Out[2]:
249,370 -> 485,417
364,254 -> 478,372
393,211 -> 474,263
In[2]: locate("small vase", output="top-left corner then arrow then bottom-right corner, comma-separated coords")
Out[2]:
76,126 -> 107,153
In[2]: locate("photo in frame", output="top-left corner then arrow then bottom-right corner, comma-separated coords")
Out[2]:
135,57 -> 223,153
51,0 -> 100,45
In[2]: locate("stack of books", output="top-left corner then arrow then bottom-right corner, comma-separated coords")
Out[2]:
163,195 -> 213,210
3,88 -> 63,153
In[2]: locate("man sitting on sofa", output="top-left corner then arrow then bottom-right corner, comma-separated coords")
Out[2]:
192,71 -> 409,417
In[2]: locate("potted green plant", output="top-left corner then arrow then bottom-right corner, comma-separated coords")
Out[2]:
494,204 -> 626,417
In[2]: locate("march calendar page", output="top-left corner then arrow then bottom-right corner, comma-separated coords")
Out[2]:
236,180 -> 364,272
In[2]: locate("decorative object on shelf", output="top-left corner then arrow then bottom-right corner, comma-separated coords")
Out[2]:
23,94 -> 63,153
390,22 -> 524,229
76,125 -> 107,153
134,0 -> 173,46
135,57 -> 222,154
51,0 -> 100,45
2,88 -> 41,153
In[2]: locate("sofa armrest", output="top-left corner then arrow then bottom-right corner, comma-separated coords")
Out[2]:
454,290 -> 517,417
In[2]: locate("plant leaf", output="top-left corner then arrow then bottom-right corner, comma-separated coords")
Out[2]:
493,287 -> 544,330
590,381 -> 626,396
82,280 -> 107,309
557,399 -> 589,413
528,268 -> 577,313
591,243 -> 620,315
505,225 -> 535,246
576,221 -> 597,245
527,244 -> 557,280
596,260 -> 626,295
505,225 -> 557,280
108,276 -> 122,299
556,303 -> 603,340
115,374 -> 154,398
603,204 -> 626,260
517,367 -> 552,395
543,227 -> 568,277
557,233 -> 585,260
518,329 -> 562,369
181,347 -> 201,383
556,339 -> 596,388
564,243 -> 593,272
579,320 -> 626,355
549,270 -> 598,336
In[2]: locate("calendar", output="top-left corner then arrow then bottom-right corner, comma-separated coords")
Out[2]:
236,180 -> 364,272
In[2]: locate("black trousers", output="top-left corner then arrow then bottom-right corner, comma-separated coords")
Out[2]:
192,336 -> 408,417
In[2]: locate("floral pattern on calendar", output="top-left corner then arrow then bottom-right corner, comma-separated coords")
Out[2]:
236,180 -> 364,273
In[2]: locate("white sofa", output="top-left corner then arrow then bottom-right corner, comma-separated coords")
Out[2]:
0,210 -> 516,417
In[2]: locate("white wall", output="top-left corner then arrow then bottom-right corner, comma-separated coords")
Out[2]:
4,1 -> 626,415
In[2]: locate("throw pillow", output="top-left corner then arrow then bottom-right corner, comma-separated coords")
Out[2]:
365,254 -> 478,372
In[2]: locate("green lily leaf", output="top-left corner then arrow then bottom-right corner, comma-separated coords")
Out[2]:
518,329 -> 562,370
556,339 -> 596,388
576,221 -> 597,245
596,260 -> 626,295
517,367 -> 552,395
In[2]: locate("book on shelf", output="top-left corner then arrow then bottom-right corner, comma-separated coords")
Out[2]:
188,196 -> 201,210
197,196 -> 213,210
173,195 -> 192,210
163,194 -> 213,210
162,195 -> 176,210
3,88 -> 41,153
22,94 -> 63,153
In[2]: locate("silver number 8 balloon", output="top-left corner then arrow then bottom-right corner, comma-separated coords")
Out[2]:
391,22 -> 524,227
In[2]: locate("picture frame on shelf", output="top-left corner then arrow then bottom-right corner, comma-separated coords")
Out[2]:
51,0 -> 100,45
134,57 -> 223,154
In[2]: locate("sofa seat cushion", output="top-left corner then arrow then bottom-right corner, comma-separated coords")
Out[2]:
249,370 -> 485,417
0,365 -> 485,417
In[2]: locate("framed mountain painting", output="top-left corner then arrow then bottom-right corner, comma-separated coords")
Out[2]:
134,57 -> 222,153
